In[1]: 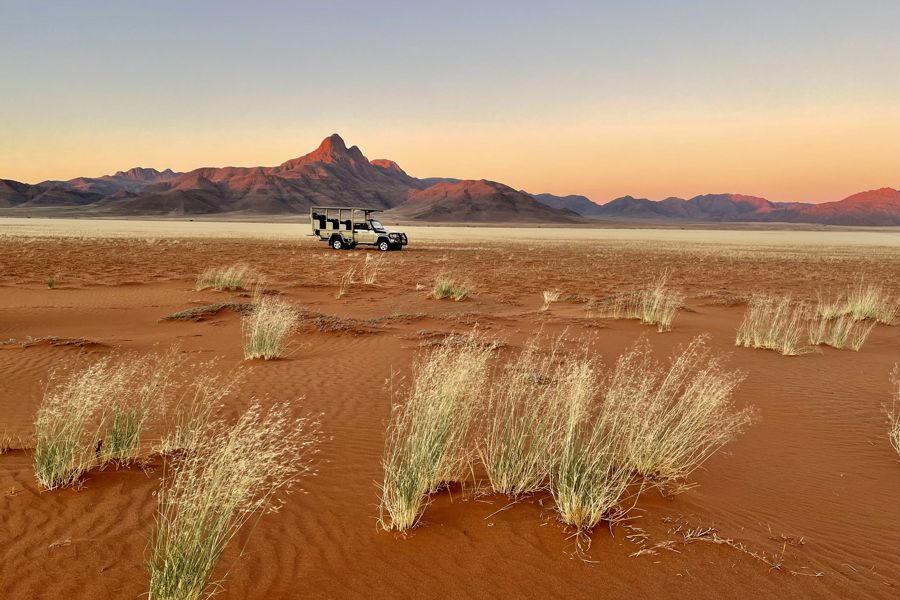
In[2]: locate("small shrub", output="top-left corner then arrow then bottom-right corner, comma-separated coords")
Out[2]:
593,272 -> 683,332
735,295 -> 809,355
379,335 -> 492,531
541,290 -> 561,311
46,276 -> 57,289
605,335 -> 753,484
148,401 -> 321,600
808,314 -> 876,351
432,275 -> 471,301
479,337 -> 566,496
195,264 -> 256,291
242,298 -> 298,360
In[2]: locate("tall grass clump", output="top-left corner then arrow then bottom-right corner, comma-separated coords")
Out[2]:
148,401 -> 320,600
33,349 -> 183,489
550,357 -> 635,535
34,359 -> 121,489
432,275 -> 471,301
379,336 -> 492,531
605,335 -> 753,485
242,298 -> 298,360
593,272 -> 683,332
195,264 -> 257,292
808,314 -> 876,351
819,281 -> 896,325
735,294 -> 808,355
479,337 -> 567,496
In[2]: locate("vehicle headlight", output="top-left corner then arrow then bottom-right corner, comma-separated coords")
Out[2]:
389,233 -> 400,239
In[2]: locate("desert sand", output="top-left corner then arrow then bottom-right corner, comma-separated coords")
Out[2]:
1,219 -> 899,599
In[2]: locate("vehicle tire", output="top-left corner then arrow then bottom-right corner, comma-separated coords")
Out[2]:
331,238 -> 343,250
378,240 -> 390,252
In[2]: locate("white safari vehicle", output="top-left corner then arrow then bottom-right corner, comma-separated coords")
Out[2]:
310,206 -> 408,251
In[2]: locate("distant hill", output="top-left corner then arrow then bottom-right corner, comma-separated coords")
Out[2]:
533,193 -> 604,217
0,134 -> 576,222
391,180 -> 581,223
1,134 -> 897,225
591,190 -> 900,226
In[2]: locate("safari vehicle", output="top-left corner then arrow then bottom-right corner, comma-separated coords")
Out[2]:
310,206 -> 408,251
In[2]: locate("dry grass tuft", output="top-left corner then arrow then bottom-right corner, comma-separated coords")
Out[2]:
379,334 -> 493,531
241,298 -> 298,360
888,365 -> 900,458
605,335 -> 753,484
432,275 -> 471,301
592,272 -> 683,332
808,314 -> 876,351
148,401 -> 321,600
336,266 -> 356,299
541,290 -> 561,311
33,349 -> 183,489
362,254 -> 385,285
818,281 -> 896,325
479,336 -> 566,496
735,295 -> 809,355
195,264 -> 257,292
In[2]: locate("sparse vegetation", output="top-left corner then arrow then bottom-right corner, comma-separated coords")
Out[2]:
379,335 -> 492,531
818,281 -> 896,325
808,314 -> 876,351
432,275 -> 471,301
148,401 -> 320,600
592,272 -> 683,332
888,366 -> 900,457
541,290 -> 561,311
605,335 -> 753,484
195,264 -> 257,292
242,298 -> 298,360
45,276 -> 57,289
735,295 -> 809,355
479,337 -> 565,496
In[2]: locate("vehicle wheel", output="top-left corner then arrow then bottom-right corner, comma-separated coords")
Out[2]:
331,238 -> 343,250
378,240 -> 390,252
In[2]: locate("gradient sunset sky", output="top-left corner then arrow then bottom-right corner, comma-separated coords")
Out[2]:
1,1 -> 898,203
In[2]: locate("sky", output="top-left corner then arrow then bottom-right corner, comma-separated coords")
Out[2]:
1,0 -> 898,203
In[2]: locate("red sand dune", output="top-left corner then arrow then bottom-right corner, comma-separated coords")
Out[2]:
0,234 -> 898,599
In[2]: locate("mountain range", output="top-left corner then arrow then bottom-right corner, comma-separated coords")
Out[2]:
1,134 -> 897,226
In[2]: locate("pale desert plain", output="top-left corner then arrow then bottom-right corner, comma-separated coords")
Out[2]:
1,218 -> 899,600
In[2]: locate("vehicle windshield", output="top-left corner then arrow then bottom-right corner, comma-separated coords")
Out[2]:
370,219 -> 386,233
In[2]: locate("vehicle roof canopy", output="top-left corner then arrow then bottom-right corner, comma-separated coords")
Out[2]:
310,206 -> 381,214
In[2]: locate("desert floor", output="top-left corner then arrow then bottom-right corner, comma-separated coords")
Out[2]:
1,220 -> 899,599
